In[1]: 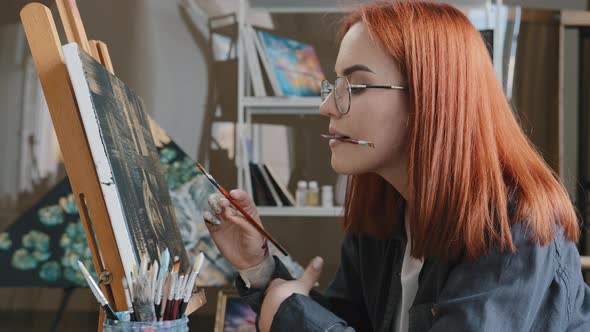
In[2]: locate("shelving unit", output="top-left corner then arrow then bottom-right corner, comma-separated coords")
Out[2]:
234,0 -> 497,217
235,0 -> 339,217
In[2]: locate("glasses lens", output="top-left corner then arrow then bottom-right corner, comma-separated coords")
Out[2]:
334,77 -> 350,114
320,80 -> 331,102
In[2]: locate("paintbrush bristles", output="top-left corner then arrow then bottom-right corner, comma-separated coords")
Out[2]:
123,252 -> 204,321
133,275 -> 157,322
195,253 -> 204,274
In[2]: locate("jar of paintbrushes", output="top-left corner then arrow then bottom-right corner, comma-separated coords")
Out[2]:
78,249 -> 205,332
102,316 -> 189,332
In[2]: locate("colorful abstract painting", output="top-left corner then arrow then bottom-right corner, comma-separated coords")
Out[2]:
256,30 -> 325,97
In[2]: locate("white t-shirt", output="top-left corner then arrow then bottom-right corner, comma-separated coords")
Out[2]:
394,208 -> 425,331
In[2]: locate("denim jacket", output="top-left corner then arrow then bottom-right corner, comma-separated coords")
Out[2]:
236,222 -> 590,331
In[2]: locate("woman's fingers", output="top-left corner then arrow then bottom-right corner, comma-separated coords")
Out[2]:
203,210 -> 222,225
208,194 -> 224,214
206,191 -> 263,235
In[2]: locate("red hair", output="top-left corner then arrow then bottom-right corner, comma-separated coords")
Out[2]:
341,1 -> 579,260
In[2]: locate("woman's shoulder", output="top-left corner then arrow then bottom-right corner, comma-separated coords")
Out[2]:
451,221 -> 582,291
508,221 -> 578,266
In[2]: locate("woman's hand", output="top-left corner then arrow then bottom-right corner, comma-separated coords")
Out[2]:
204,190 -> 268,270
258,257 -> 324,332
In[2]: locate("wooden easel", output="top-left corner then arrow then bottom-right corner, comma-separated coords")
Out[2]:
20,1 -> 125,330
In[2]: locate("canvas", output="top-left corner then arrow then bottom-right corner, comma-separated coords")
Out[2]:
63,43 -> 189,277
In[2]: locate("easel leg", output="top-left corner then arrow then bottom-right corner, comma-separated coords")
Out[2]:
98,309 -> 105,332
49,287 -> 75,332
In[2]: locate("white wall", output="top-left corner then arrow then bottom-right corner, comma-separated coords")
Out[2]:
134,0 -> 209,160
77,0 -> 209,160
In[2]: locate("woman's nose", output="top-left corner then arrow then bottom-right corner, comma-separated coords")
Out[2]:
319,93 -> 341,118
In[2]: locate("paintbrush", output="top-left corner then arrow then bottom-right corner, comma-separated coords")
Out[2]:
150,260 -> 159,306
321,134 -> 375,148
163,260 -> 180,320
160,256 -> 178,320
155,248 -> 170,320
172,274 -> 185,319
78,261 -> 118,321
180,252 -> 204,318
132,274 -> 157,322
122,277 -> 135,321
196,163 -> 289,256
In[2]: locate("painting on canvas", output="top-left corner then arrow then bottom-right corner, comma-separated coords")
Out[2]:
62,43 -> 189,275
256,30 -> 325,97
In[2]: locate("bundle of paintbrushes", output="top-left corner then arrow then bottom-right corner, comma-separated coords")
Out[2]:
124,249 -> 205,322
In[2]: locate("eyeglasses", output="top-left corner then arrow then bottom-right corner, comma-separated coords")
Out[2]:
321,76 -> 407,115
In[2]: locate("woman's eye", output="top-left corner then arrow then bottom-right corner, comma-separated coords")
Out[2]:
350,87 -> 363,94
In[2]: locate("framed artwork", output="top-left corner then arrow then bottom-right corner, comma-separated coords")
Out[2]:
215,289 -> 257,332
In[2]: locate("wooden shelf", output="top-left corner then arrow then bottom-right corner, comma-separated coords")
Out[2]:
258,206 -> 343,217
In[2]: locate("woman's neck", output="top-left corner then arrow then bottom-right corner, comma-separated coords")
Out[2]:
377,159 -> 409,201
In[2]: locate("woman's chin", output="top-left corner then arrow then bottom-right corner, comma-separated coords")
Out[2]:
331,156 -> 365,175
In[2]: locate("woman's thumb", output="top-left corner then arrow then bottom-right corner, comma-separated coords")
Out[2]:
300,256 -> 323,290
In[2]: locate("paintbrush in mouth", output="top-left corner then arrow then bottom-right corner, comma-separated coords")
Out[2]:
321,134 -> 375,148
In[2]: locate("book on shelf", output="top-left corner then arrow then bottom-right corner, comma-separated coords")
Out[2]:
248,162 -> 295,207
253,29 -> 325,97
242,24 -> 266,96
263,163 -> 296,206
249,162 -> 276,206
249,25 -> 283,97
242,123 -> 297,207
257,163 -> 284,207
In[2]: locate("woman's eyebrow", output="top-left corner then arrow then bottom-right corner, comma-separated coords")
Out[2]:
335,64 -> 376,76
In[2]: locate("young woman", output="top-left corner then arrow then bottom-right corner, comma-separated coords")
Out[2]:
203,1 -> 590,331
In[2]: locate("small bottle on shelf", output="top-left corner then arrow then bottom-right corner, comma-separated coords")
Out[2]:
321,185 -> 334,207
296,181 -> 308,207
306,181 -> 320,207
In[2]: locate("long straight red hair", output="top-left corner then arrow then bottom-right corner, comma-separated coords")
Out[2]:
341,1 -> 580,260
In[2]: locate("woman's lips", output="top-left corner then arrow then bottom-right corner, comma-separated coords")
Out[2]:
321,134 -> 375,148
